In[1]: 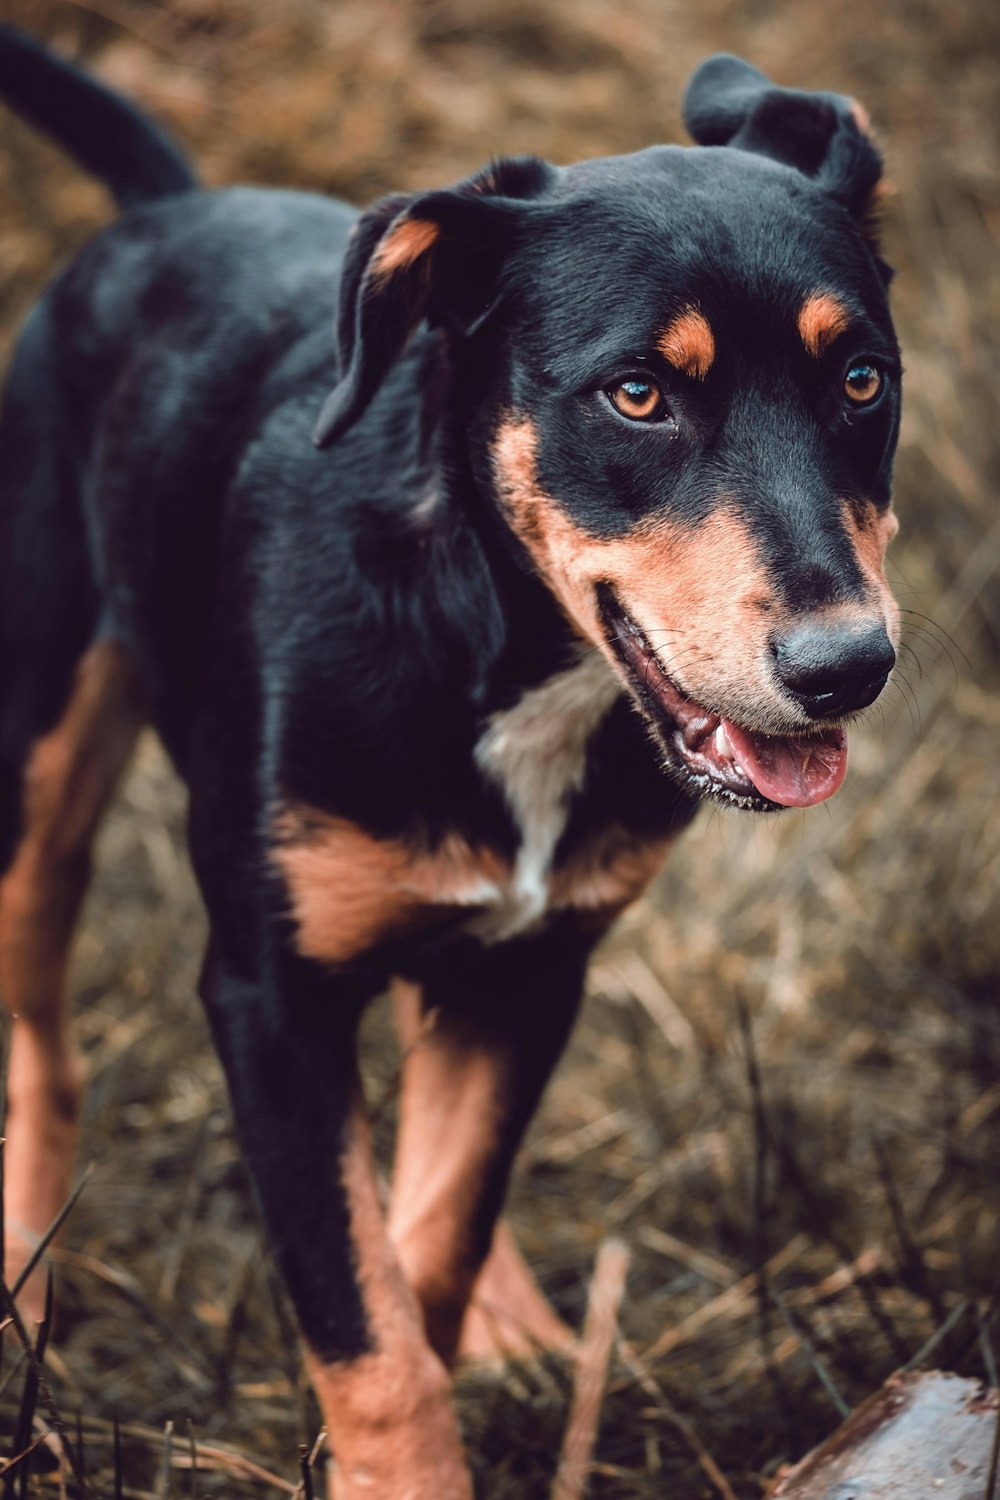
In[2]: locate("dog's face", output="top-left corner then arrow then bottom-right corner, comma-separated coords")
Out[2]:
316,56 -> 901,813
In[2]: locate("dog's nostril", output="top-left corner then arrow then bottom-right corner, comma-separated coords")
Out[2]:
772,620 -> 895,718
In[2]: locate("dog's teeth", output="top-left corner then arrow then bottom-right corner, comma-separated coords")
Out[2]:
714,724 -> 733,760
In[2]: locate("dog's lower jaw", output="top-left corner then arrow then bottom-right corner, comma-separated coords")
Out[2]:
598,593 -> 850,811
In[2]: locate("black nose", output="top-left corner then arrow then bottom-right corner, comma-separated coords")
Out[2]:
772,619 -> 895,718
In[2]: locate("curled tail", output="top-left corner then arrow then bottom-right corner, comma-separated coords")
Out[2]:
0,25 -> 196,207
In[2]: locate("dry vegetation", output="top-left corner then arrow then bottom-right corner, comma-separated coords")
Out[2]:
0,0 -> 998,1495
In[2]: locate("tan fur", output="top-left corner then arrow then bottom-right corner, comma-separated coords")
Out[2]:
271,807 -> 508,966
850,99 -> 873,137
0,641 -> 142,1312
491,417 -> 902,733
491,416 -> 796,731
389,1002 -> 508,1362
657,306 -> 716,380
459,1221 -> 575,1363
309,1097 -> 471,1500
272,774 -> 661,962
841,500 -> 901,642
370,218 -> 439,283
551,828 -> 674,917
798,292 -> 852,358
391,983 -> 574,1364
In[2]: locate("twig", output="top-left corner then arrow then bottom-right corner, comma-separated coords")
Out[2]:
55,1410 -> 298,1493
871,1131 -> 944,1320
0,1271 -> 85,1495
771,1121 -> 907,1363
550,1240 -> 629,1500
113,1417 -> 124,1500
291,1431 -> 327,1500
10,1163 -> 94,1299
297,1446 -> 314,1500
737,998 -> 791,1428
637,1225 -> 734,1287
619,1345 -> 738,1500
0,1432 -> 50,1480
161,1419 -> 173,1500
642,1235 -> 808,1362
767,1286 -> 850,1420
186,1419 -> 198,1500
900,1298 -> 971,1372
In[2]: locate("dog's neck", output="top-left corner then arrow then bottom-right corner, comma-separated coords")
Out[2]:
413,340 -> 594,708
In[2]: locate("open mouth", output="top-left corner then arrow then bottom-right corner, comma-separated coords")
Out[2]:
599,592 -> 849,812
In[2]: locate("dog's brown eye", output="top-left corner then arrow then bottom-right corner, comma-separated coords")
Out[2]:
844,363 -> 883,404
608,378 -> 667,421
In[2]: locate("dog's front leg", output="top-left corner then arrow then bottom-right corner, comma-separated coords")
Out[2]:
200,941 -> 472,1500
390,930 -> 592,1367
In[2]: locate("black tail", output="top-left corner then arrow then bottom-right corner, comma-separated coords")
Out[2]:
0,25 -> 196,207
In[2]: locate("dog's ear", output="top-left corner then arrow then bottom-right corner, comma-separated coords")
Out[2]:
683,54 -> 883,223
314,156 -> 556,448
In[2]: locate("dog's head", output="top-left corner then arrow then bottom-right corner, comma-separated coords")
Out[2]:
316,55 -> 901,813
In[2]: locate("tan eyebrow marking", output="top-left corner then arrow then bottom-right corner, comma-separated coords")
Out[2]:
656,307 -> 715,381
798,292 -> 852,358
370,218 -> 439,282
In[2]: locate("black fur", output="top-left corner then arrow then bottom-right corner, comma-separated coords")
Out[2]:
0,28 -> 900,1394
0,27 -> 194,206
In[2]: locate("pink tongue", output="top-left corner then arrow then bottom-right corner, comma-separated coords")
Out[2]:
721,721 -> 849,808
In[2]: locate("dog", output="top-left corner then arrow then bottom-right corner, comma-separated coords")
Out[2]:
0,27 -> 901,1498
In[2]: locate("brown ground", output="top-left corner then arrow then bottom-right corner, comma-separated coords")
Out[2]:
0,1 -> 998,1496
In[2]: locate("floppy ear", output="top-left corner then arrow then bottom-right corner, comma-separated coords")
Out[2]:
682,54 -> 883,222
313,156 -> 556,448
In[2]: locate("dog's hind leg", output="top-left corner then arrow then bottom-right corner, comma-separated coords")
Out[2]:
0,299 -> 144,1316
458,1220 -> 575,1363
0,641 -> 143,1317
388,933 -> 590,1369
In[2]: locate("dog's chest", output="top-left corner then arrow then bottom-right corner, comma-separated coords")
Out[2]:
274,655 -> 670,972
470,652 -> 623,940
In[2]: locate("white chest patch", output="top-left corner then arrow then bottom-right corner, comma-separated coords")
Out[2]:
472,650 -> 622,940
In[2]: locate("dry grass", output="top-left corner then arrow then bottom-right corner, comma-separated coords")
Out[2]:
0,0 -> 998,1494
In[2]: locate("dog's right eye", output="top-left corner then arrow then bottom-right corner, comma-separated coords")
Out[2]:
607,378 -> 669,422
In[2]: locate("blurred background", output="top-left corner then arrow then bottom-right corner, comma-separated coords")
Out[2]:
0,1 -> 997,1495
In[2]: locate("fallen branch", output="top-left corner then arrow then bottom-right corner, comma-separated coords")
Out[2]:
551,1239 -> 629,1500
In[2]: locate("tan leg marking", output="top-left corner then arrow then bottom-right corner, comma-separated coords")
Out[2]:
657,306 -> 715,380
798,292 -> 852,358
390,981 -> 574,1366
490,416 -> 801,731
459,1221 -> 575,1364
271,806 -> 508,967
0,641 -> 142,1315
309,1090 -> 471,1500
388,981 -> 510,1365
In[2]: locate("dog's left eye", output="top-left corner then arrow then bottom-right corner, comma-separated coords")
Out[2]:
607,378 -> 669,422
844,363 -> 884,405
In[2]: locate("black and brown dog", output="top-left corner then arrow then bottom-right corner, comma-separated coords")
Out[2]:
0,28 -> 901,1497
